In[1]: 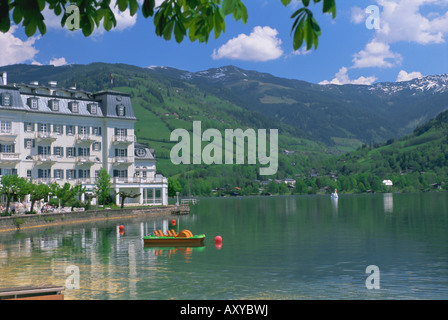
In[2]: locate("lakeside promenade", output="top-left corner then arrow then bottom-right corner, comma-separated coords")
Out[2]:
0,204 -> 189,232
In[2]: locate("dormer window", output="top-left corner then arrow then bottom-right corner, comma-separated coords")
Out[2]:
116,104 -> 125,117
28,97 -> 38,109
69,101 -> 79,113
1,93 -> 11,106
88,103 -> 97,114
49,99 -> 59,111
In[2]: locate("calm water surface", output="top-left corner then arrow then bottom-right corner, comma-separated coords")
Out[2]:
0,193 -> 447,300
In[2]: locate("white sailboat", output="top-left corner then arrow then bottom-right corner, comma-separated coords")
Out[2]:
331,189 -> 339,199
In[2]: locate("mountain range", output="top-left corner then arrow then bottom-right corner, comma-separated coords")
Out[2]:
2,62 -> 448,193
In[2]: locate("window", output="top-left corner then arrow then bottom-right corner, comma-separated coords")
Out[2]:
114,128 -> 127,136
78,147 -> 90,157
66,125 -> 75,135
49,99 -> 59,111
92,142 -> 101,152
88,103 -> 97,114
37,169 -> 50,179
28,97 -> 38,109
69,101 -> 79,113
66,169 -> 76,180
0,120 -> 11,133
53,147 -> 63,157
38,123 -> 49,133
24,122 -> 34,132
24,139 -> 35,149
54,169 -> 64,179
78,169 -> 90,179
115,148 -> 127,157
66,147 -> 76,157
92,127 -> 102,136
78,126 -> 89,135
1,93 -> 12,106
0,168 -> 17,176
113,169 -> 128,178
27,170 -> 32,179
37,146 -> 50,156
0,144 -> 14,153
53,124 -> 63,135
116,104 -> 125,116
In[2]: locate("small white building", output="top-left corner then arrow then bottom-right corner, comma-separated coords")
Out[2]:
382,179 -> 393,186
0,72 -> 168,206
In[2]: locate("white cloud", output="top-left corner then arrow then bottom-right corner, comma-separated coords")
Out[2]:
212,26 -> 283,62
291,47 -> 312,56
375,0 -> 448,45
348,0 -> 448,70
49,57 -> 68,67
0,26 -> 40,66
352,39 -> 402,69
350,6 -> 366,24
319,67 -> 377,86
396,70 -> 423,82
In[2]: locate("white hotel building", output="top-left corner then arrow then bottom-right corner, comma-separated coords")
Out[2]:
0,71 -> 168,206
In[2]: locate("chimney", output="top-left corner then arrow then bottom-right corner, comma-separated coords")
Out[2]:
1,72 -> 6,85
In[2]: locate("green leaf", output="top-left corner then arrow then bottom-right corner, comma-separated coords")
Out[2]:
142,0 -> 155,17
281,0 -> 292,6
323,0 -> 336,18
12,6 -> 23,25
129,0 -> 139,16
25,21 -> 37,37
292,17 -> 305,50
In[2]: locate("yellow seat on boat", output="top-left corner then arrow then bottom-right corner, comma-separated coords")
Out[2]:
177,229 -> 193,238
167,230 -> 174,237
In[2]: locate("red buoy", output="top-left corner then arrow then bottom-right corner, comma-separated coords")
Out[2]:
215,235 -> 222,244
119,225 -> 124,231
171,219 -> 176,226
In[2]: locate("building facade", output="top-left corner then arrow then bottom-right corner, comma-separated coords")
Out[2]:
0,71 -> 168,206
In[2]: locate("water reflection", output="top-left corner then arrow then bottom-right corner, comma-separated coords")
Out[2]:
0,194 -> 447,300
331,196 -> 338,214
383,193 -> 393,213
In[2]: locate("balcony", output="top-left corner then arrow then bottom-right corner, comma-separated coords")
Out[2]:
35,131 -> 57,142
76,178 -> 96,185
113,176 -> 168,185
76,156 -> 100,165
75,134 -> 96,144
112,156 -> 134,165
0,130 -> 18,142
0,152 -> 20,164
35,154 -> 56,164
112,135 -> 135,145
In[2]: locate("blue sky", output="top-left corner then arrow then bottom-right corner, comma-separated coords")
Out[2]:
1,0 -> 448,84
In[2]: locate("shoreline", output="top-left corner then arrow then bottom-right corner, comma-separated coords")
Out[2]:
0,204 -> 189,233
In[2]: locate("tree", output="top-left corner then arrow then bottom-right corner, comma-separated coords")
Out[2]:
168,178 -> 183,197
50,182 -> 83,207
0,175 -> 29,215
116,190 -> 141,208
28,182 -> 51,213
0,0 -> 336,51
95,168 -> 112,205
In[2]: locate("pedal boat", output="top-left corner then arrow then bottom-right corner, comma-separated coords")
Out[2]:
143,229 -> 206,247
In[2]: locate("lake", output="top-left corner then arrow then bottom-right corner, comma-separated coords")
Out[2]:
0,193 -> 447,300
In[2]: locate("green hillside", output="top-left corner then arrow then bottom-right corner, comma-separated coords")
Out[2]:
314,109 -> 448,193
2,63 -> 332,195
3,62 -> 448,196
